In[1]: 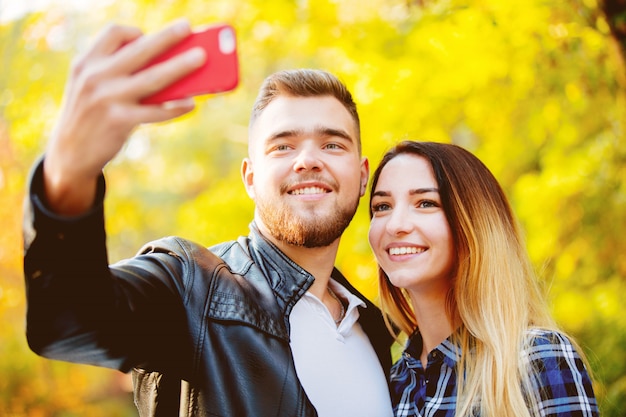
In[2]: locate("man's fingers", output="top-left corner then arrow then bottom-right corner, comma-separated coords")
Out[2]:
51,19 -> 201,159
73,24 -> 144,71
106,19 -> 193,77
130,98 -> 197,124
127,47 -> 206,100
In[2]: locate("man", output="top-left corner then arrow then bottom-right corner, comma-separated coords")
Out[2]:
23,19 -> 393,416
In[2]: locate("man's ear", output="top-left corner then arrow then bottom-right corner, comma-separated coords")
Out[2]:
241,158 -> 255,199
360,157 -> 369,197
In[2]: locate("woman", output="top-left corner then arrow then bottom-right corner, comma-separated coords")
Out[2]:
368,141 -> 598,416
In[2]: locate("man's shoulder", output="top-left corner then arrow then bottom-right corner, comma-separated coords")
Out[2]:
138,236 -> 225,264
136,236 -> 257,282
207,235 -> 253,275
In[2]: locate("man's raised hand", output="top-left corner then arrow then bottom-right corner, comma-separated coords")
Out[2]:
43,19 -> 206,216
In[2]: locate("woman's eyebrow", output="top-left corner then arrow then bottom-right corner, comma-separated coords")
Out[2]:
372,187 -> 439,198
409,187 -> 439,195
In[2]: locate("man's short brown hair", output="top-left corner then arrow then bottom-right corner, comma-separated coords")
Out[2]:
250,69 -> 361,150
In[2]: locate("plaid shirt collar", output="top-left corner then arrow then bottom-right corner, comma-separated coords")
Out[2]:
402,329 -> 460,371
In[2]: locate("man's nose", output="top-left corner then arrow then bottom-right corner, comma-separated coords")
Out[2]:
293,147 -> 324,172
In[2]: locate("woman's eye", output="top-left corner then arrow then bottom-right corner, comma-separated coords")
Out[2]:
418,200 -> 438,208
372,203 -> 391,212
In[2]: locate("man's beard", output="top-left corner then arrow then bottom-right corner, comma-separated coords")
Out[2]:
256,194 -> 359,248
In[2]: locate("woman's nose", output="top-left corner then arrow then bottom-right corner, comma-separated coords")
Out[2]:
385,205 -> 412,236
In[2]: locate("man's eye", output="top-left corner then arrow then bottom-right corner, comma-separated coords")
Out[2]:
325,143 -> 341,150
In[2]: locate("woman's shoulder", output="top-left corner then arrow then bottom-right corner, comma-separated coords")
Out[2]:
525,327 -> 576,348
522,327 -> 583,361
521,327 -> 591,378
521,329 -> 599,414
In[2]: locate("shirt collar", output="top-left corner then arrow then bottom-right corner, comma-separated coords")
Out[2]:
405,328 -> 462,369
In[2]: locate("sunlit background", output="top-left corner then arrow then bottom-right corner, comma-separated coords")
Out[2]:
1,0 -> 625,415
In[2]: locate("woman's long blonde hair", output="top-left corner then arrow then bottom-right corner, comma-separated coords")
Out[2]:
370,141 -> 582,416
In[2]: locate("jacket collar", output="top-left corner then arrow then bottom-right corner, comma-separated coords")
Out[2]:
245,222 -> 316,321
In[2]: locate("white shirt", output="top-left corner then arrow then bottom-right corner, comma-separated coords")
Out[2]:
289,279 -> 393,417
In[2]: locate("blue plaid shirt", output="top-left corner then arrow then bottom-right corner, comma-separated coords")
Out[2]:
391,328 -> 599,416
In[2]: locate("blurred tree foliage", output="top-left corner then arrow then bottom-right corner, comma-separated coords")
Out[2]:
1,0 -> 624,415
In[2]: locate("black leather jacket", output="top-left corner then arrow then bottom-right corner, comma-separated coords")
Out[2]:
23,161 -> 392,416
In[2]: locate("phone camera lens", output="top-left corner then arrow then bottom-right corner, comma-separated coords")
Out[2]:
218,27 -> 236,54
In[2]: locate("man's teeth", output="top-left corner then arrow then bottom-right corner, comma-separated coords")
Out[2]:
389,247 -> 425,255
291,187 -> 327,195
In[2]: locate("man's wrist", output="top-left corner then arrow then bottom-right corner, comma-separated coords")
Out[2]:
30,156 -> 106,219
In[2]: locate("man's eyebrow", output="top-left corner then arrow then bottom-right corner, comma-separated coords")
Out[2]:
319,127 -> 353,141
267,126 -> 354,142
372,187 -> 439,197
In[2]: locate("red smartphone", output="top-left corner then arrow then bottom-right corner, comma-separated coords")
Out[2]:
141,24 -> 239,104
